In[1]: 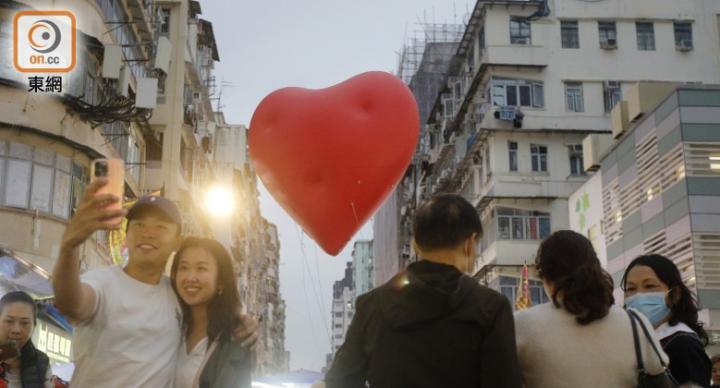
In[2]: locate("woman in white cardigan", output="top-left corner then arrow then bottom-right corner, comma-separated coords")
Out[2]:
514,230 -> 669,388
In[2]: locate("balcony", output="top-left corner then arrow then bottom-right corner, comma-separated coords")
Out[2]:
478,239 -> 541,270
122,0 -> 153,42
477,173 -> 583,201
479,45 -> 550,69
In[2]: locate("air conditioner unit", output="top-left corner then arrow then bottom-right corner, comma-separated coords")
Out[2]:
514,37 -> 530,45
676,40 -> 693,51
600,38 -> 617,49
101,45 -> 122,79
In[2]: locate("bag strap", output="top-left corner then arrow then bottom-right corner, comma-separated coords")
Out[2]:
627,309 -> 668,368
627,309 -> 645,372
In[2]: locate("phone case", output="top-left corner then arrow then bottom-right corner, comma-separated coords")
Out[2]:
91,159 -> 125,223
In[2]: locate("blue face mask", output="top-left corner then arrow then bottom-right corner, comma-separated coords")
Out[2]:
625,291 -> 671,326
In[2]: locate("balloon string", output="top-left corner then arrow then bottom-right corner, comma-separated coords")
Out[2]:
351,202 -> 360,225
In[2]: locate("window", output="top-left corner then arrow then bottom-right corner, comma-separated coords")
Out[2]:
603,81 -> 622,113
530,144 -> 548,172
0,142 -> 76,219
159,8 -> 171,34
453,81 -> 462,100
468,45 -> 475,70
497,208 -> 551,240
565,82 -> 584,112
510,18 -> 531,45
509,142 -> 518,172
636,22 -> 655,51
674,22 -> 693,50
442,96 -> 454,119
598,21 -> 617,47
334,312 -> 342,318
490,78 -> 544,108
561,21 -> 579,49
568,144 -> 585,175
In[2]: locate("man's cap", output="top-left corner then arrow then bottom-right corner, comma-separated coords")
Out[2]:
126,195 -> 182,225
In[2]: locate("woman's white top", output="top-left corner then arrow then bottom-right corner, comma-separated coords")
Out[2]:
174,337 -> 208,388
515,303 -> 669,388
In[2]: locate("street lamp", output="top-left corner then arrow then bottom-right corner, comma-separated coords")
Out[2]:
203,185 -> 236,218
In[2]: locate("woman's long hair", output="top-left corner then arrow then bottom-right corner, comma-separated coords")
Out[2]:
535,230 -> 614,325
171,237 -> 241,343
621,254 -> 708,345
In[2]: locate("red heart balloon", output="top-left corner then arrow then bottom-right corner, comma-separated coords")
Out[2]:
249,71 -> 419,255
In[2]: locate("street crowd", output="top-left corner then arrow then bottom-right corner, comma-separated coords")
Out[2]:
0,181 -> 717,387
322,194 -> 719,388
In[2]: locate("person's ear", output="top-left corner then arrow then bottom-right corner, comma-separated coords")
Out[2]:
465,233 -> 478,256
667,287 -> 681,305
412,239 -> 421,256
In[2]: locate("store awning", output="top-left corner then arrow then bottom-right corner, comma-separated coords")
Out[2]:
0,248 -> 53,298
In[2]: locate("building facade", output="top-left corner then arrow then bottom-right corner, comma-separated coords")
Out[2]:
212,117 -> 288,374
329,262 -> 354,359
374,25 -> 463,284
379,0 -> 720,306
352,240 -> 374,297
0,0 -> 287,373
573,83 -> 720,351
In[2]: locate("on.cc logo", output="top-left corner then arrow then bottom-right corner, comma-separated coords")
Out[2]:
14,10 -> 76,73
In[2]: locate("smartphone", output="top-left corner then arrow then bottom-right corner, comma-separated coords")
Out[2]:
91,158 -> 124,224
0,340 -> 19,360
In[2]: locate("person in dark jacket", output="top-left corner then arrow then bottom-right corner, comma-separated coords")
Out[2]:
324,193 -> 522,388
0,291 -> 54,388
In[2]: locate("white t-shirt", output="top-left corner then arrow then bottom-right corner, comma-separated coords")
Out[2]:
175,337 -> 208,388
70,266 -> 183,388
5,364 -> 53,388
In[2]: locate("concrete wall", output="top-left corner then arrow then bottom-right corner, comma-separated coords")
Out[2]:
474,0 -> 720,133
569,172 -> 608,267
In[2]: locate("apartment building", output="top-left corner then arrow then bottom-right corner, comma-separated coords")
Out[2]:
380,0 -> 720,304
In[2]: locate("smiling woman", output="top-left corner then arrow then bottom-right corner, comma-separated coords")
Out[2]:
170,237 -> 252,388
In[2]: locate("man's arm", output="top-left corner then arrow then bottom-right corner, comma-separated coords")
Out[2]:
324,294 -> 373,388
52,179 -> 126,323
479,295 -> 523,388
232,313 -> 259,348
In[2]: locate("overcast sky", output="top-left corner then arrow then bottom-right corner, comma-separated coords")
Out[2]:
202,0 -> 472,372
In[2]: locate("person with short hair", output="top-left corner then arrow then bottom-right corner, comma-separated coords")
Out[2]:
515,230 -> 668,388
0,291 -> 54,388
324,193 -> 522,388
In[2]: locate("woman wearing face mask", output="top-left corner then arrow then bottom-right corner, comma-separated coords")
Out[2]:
171,237 -> 252,388
515,231 -> 668,388
622,254 -> 712,387
0,291 -> 54,388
